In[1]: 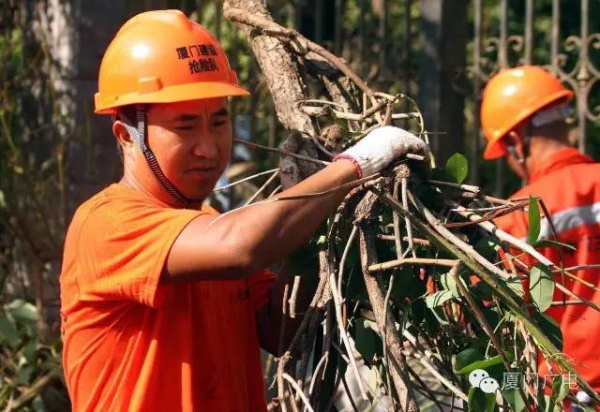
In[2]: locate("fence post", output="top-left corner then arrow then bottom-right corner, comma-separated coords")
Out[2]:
418,0 -> 468,165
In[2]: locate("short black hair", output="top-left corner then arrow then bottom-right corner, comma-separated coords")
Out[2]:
115,104 -> 138,124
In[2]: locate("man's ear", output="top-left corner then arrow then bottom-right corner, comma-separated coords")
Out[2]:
505,130 -> 525,164
113,121 -> 135,152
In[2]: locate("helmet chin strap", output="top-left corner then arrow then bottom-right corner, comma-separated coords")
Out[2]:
119,106 -> 201,208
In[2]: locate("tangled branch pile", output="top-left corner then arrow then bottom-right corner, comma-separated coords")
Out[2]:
222,1 -> 600,411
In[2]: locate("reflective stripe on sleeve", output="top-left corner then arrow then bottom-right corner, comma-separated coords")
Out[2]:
538,201 -> 600,240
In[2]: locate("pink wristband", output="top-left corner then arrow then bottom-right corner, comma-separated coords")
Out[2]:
333,153 -> 363,178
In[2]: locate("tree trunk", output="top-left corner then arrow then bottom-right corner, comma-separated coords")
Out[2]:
223,0 -> 322,188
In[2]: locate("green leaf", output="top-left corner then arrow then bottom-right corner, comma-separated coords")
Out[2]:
346,267 -> 369,301
475,236 -> 501,261
17,365 -> 34,384
425,290 -> 453,308
482,307 -> 501,331
528,197 -> 541,245
410,296 -> 427,327
486,394 -> 497,412
543,394 -> 558,412
529,265 -> 555,312
23,339 -> 38,363
354,320 -> 383,365
535,239 -> 577,251
423,304 -> 442,333
0,316 -> 20,348
32,395 -> 46,412
445,153 -> 469,184
502,277 -> 524,298
533,313 -> 564,352
8,299 -> 40,322
429,306 -> 450,326
503,388 -> 526,412
390,268 -> 418,302
454,348 -> 484,373
468,387 -> 487,412
550,374 -> 569,405
456,353 -> 512,375
40,158 -> 55,173
440,271 -> 461,298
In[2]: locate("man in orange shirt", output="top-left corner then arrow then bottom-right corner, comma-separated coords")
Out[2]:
481,66 -> 600,408
59,9 -> 428,411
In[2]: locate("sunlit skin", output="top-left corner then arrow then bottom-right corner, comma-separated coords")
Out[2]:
113,98 -> 231,207
501,122 -> 570,182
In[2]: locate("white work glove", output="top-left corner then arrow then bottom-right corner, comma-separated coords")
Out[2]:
333,126 -> 429,178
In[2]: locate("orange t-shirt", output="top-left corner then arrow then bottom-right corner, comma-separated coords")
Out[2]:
60,184 -> 275,411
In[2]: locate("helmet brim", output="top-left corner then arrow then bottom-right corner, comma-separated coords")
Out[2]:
95,81 -> 250,114
483,139 -> 506,160
482,89 -> 574,161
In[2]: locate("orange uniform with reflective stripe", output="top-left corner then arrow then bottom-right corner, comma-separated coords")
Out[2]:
60,184 -> 275,411
495,148 -> 600,392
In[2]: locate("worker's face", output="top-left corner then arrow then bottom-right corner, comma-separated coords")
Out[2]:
146,98 -> 232,202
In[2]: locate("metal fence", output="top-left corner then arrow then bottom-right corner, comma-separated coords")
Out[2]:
191,0 -> 599,195
299,1 -> 594,186
470,0 -> 599,151
468,0 -> 600,194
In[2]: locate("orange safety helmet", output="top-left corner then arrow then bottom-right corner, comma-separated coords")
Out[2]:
480,66 -> 573,160
94,9 -> 249,114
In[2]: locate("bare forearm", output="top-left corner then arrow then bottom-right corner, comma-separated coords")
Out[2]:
219,160 -> 357,274
165,126 -> 426,281
164,160 -> 357,281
